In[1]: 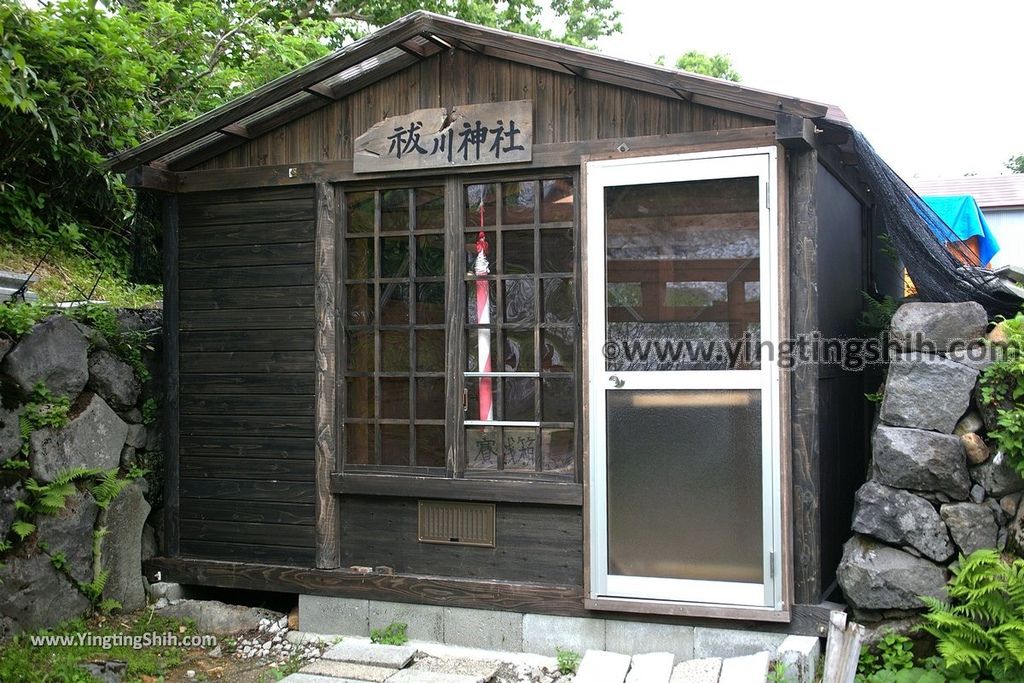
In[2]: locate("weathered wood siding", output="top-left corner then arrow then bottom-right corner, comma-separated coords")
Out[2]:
177,185 -> 317,566
195,50 -> 768,171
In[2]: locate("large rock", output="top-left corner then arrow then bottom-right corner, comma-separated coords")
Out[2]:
1,315 -> 88,397
970,451 -> 1024,497
0,403 -> 23,465
851,481 -> 953,562
837,535 -> 947,611
0,552 -> 91,637
890,302 -> 989,352
940,503 -> 999,556
0,481 -> 26,537
29,393 -> 127,482
35,490 -> 98,585
100,479 -> 150,612
0,334 -> 11,363
873,425 -> 971,500
156,599 -> 283,635
87,350 -> 140,411
880,353 -> 978,433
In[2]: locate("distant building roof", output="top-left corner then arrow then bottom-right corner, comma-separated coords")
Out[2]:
912,175 -> 1024,210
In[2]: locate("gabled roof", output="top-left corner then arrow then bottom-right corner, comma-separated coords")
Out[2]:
104,11 -> 849,172
912,175 -> 1024,210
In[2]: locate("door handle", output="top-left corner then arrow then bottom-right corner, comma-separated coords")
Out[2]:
609,375 -> 625,388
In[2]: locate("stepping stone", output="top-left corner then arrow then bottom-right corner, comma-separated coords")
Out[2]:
626,652 -> 674,683
670,657 -> 722,683
575,650 -> 632,683
719,651 -> 771,683
323,640 -> 417,668
386,671 -> 485,683
409,656 -> 501,681
279,674 -> 365,683
300,659 -> 394,681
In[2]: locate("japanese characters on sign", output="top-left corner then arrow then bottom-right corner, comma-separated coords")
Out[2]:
353,100 -> 532,173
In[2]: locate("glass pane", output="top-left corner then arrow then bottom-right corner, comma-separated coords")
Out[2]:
504,279 -> 535,324
504,330 -> 535,372
345,423 -> 374,465
604,177 -> 760,372
466,427 -> 500,470
502,181 -> 536,224
504,378 -> 535,421
540,228 -> 574,273
466,328 -> 497,373
379,283 -> 409,325
380,378 -> 410,419
416,283 -> 445,324
466,376 -> 499,422
416,330 -> 445,372
467,280 -> 497,325
415,234 -> 445,277
415,378 -> 445,420
345,284 -> 374,325
606,390 -> 763,583
381,237 -> 410,277
502,427 -> 537,471
465,184 -> 497,227
346,238 -> 373,279
380,331 -> 410,372
416,187 -> 444,231
542,428 -> 574,475
416,425 -> 446,467
541,178 -> 574,223
381,189 -> 409,231
381,424 -> 410,466
345,378 -> 374,419
542,328 -> 574,372
346,192 -> 374,233
542,377 -> 574,423
346,331 -> 374,372
465,231 -> 495,275
502,230 -> 534,274
542,278 -> 575,323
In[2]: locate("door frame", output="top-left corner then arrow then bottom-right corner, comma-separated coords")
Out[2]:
580,145 -> 788,618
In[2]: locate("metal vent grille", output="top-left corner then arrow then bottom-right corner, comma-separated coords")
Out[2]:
417,500 -> 496,547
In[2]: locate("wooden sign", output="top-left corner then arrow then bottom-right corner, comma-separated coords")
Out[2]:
353,100 -> 532,173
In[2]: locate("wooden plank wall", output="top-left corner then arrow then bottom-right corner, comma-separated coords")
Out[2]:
195,51 -> 768,171
176,185 -> 317,566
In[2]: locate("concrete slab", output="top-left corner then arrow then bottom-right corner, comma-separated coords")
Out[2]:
669,657 -> 722,683
605,620 -> 694,660
718,651 -> 771,683
625,651 -> 674,683
693,627 -> 787,659
299,659 -> 394,682
410,639 -> 556,669
522,614 -> 605,656
279,675 -> 364,683
575,650 -> 632,683
777,635 -> 821,683
369,601 -> 444,643
386,671 -> 485,683
322,640 -> 417,668
408,656 -> 501,681
299,595 -> 370,636
442,606 -> 523,651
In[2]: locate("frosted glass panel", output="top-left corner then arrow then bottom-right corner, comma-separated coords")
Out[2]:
606,389 -> 763,583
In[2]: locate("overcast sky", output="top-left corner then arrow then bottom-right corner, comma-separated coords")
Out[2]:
594,0 -> 1024,180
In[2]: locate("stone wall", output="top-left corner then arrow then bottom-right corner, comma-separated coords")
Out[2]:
837,301 -> 1024,621
0,309 -> 162,637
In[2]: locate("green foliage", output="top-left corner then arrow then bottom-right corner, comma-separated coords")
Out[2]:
142,397 -> 158,426
859,291 -> 900,338
0,302 -> 47,338
19,383 -> 72,456
555,647 -> 581,675
10,519 -> 34,540
370,621 -> 408,646
920,549 -> 1024,680
658,50 -> 741,81
0,613 -> 195,682
49,551 -> 68,571
858,632 -> 916,679
89,468 -> 132,509
78,567 -> 109,604
266,655 -> 305,681
979,311 -> 1024,474
1007,155 -> 1024,174
766,660 -> 788,683
68,302 -> 150,381
23,466 -> 100,515
96,598 -> 121,615
866,391 -> 884,404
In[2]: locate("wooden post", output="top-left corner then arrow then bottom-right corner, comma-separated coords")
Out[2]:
314,181 -> 341,568
161,195 -> 180,558
822,610 -> 864,683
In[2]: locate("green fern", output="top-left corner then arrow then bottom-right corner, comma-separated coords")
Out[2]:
97,598 -> 121,615
79,568 -> 110,603
10,520 -> 35,540
89,469 -> 131,509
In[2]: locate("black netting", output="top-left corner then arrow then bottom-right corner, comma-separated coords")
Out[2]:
851,130 -> 1020,318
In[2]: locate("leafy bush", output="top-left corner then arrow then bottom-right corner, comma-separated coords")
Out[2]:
858,632 -> 916,679
370,621 -> 408,646
555,647 -> 581,674
0,302 -> 47,338
979,311 -> 1024,474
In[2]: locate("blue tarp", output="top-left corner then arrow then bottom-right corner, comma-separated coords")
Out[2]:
921,194 -> 1000,265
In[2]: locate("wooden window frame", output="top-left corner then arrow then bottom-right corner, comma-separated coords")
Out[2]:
334,170 -> 584,506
